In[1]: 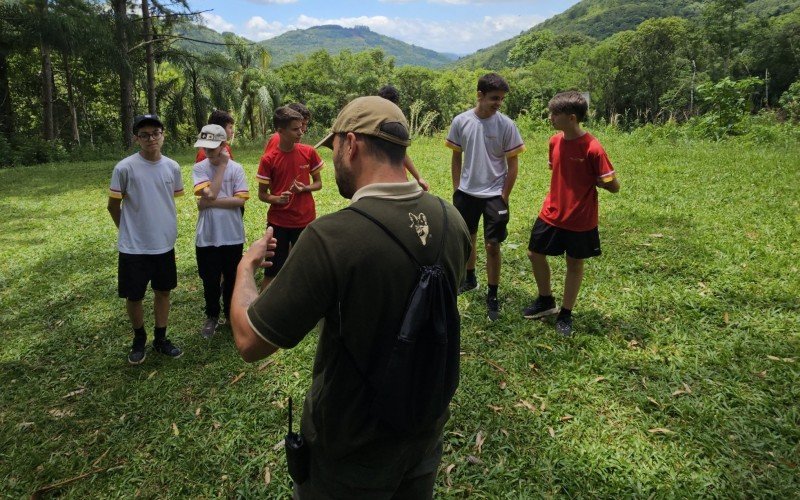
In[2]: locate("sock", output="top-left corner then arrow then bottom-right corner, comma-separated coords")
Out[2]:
558,307 -> 572,318
154,326 -> 167,341
133,326 -> 146,339
466,269 -> 476,283
487,284 -> 498,299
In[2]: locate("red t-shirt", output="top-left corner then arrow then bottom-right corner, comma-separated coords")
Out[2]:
263,133 -> 279,155
538,132 -> 615,232
256,144 -> 324,228
195,143 -> 233,163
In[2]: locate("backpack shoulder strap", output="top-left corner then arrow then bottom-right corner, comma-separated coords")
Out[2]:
345,197 -> 449,265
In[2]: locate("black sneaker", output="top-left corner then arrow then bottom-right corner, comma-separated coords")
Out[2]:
487,295 -> 500,321
555,314 -> 573,337
128,336 -> 146,365
522,296 -> 559,319
458,278 -> 478,295
153,338 -> 183,358
200,317 -> 218,339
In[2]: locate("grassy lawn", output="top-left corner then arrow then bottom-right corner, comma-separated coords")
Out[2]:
1,131 -> 798,497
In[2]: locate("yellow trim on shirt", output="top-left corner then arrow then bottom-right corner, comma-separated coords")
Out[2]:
505,145 -> 526,158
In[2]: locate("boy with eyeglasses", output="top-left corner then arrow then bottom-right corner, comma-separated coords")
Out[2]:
108,114 -> 185,364
256,106 -> 324,290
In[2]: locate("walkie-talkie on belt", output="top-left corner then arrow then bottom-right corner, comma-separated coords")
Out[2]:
285,396 -> 309,484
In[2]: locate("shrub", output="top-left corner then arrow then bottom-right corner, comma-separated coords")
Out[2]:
778,80 -> 800,123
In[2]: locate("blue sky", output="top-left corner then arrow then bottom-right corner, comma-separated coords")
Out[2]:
191,0 -> 582,54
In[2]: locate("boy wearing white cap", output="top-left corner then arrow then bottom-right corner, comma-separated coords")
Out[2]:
193,124 -> 250,338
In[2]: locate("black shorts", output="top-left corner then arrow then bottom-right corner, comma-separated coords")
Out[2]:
452,190 -> 509,243
264,225 -> 305,278
527,217 -> 601,259
118,249 -> 177,300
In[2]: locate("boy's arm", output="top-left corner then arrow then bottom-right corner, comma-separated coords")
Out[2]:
403,155 -> 429,191
258,183 -> 291,205
205,158 -> 228,200
501,155 -> 519,204
597,176 -> 620,193
107,197 -> 122,228
450,151 -> 462,192
307,171 -> 322,192
198,196 -> 246,210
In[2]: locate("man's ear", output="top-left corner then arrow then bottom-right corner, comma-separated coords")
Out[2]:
345,132 -> 358,160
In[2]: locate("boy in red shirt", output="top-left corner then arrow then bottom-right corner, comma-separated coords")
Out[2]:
524,91 -> 620,336
256,106 -> 324,289
263,102 -> 310,155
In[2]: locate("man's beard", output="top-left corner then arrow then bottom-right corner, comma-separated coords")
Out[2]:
334,149 -> 357,199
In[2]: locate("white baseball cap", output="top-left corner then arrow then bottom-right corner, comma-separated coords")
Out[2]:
194,124 -> 227,148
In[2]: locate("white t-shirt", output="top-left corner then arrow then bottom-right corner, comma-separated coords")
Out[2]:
192,159 -> 249,247
446,110 -> 525,198
109,152 -> 184,254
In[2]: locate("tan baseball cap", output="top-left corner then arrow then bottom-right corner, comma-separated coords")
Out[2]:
315,96 -> 411,150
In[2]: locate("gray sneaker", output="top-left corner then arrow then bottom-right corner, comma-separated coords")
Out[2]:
153,338 -> 183,358
127,336 -> 146,365
200,317 -> 218,339
522,296 -> 559,319
555,314 -> 573,337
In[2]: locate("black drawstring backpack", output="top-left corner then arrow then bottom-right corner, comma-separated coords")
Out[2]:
344,198 -> 460,434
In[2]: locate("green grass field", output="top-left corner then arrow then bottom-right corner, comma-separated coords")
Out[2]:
1,131 -> 798,498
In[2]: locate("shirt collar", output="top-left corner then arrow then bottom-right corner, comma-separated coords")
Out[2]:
350,181 -> 423,203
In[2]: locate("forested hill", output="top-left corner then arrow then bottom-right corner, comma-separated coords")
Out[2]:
177,24 -> 458,68
259,25 -> 458,68
454,0 -> 800,69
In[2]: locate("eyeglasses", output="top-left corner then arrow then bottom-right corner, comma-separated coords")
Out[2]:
136,130 -> 163,141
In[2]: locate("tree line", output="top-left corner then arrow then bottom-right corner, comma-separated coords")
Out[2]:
1,0 -> 799,166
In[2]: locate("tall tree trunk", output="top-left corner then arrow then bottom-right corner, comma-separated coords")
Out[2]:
142,0 -> 156,114
190,69 -> 203,131
38,0 -> 55,141
0,51 -> 13,140
62,52 -> 80,145
112,0 -> 133,148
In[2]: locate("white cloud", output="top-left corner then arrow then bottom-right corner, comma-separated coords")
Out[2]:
200,12 -> 235,33
244,16 -> 288,40
216,11 -> 543,53
281,14 -> 543,53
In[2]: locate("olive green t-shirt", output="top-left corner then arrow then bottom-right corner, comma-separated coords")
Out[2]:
247,181 -> 471,494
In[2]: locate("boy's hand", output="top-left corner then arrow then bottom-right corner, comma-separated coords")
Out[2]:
275,191 -> 292,204
242,227 -> 277,272
197,197 -> 212,210
290,179 -> 306,194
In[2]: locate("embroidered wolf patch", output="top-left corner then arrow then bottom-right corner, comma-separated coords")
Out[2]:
409,212 -> 430,246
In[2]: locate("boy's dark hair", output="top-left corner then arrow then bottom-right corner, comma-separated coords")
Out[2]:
273,106 -> 304,130
548,91 -> 588,122
287,102 -> 311,121
377,85 -> 400,104
477,73 -> 510,94
208,109 -> 234,127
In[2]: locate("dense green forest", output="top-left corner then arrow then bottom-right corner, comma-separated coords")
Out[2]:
1,0 -> 798,166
